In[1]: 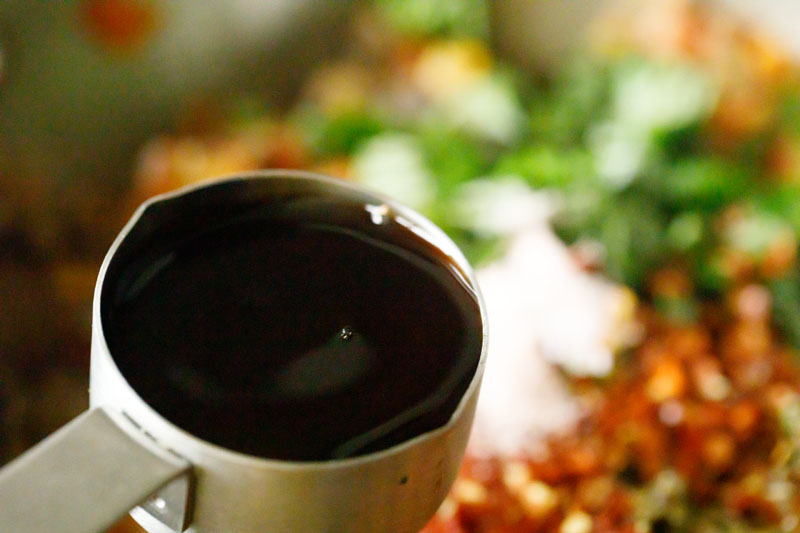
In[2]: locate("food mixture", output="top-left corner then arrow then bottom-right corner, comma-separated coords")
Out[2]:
7,1 -> 800,532
127,2 -> 800,531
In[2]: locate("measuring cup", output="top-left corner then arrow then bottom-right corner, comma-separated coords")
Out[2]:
0,170 -> 487,533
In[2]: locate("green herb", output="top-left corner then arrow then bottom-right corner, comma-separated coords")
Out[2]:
374,0 -> 490,39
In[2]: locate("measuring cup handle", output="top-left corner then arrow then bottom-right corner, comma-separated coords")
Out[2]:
0,407 -> 192,533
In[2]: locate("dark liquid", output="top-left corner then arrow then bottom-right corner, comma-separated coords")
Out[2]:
103,196 -> 482,461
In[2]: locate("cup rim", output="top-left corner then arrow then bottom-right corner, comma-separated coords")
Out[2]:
92,169 -> 489,471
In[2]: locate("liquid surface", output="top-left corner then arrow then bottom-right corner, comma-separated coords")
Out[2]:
104,198 -> 482,461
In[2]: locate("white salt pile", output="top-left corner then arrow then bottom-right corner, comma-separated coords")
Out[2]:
468,222 -> 638,458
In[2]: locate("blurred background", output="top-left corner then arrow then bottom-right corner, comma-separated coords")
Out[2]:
4,1 -> 800,531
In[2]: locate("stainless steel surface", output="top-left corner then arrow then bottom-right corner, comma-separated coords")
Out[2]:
0,171 -> 488,533
0,408 -> 191,533
89,171 -> 488,533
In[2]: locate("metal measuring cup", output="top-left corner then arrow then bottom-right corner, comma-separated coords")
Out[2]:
0,170 -> 488,533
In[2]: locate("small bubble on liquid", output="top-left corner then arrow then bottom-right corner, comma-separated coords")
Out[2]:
339,326 -> 354,341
